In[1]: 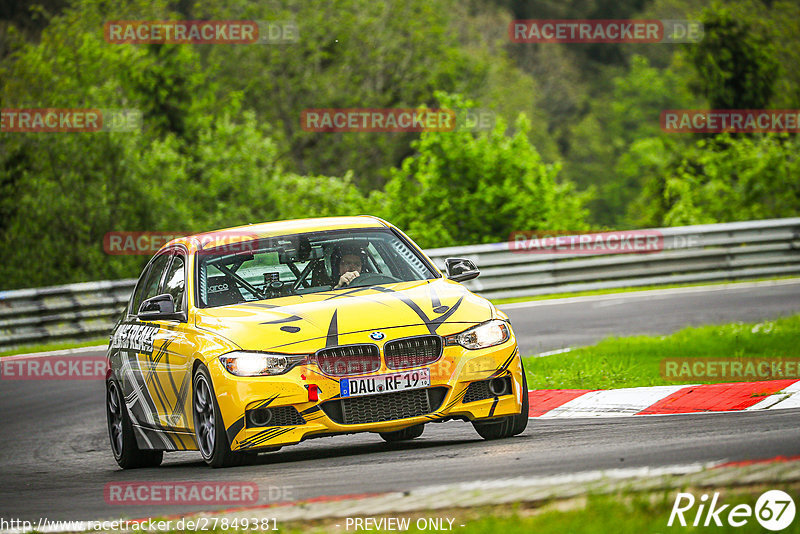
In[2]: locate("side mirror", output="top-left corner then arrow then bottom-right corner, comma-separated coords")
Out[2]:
138,293 -> 181,321
444,258 -> 480,282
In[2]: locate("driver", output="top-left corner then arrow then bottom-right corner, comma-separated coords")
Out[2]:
331,244 -> 366,289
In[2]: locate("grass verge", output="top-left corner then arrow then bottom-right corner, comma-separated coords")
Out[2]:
0,337 -> 107,357
155,483 -> 800,534
523,313 -> 800,390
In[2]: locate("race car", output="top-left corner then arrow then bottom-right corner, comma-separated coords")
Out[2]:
105,216 -> 528,468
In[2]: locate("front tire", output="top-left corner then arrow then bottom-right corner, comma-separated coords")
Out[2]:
193,365 -> 246,468
106,379 -> 163,469
380,423 -> 425,442
472,362 -> 529,440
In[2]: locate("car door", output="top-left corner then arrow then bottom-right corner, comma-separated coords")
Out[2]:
152,250 -> 197,439
113,248 -> 194,449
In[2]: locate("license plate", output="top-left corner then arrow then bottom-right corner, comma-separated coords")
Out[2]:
340,369 -> 430,398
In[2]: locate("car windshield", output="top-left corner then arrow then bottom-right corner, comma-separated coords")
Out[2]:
197,228 -> 437,307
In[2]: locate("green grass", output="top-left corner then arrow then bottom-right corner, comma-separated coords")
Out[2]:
523,313 -> 800,390
0,337 -> 107,357
443,493 -> 800,534
156,486 -> 800,534
490,276 -> 800,305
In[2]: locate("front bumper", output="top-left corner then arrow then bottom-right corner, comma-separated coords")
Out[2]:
209,333 -> 523,452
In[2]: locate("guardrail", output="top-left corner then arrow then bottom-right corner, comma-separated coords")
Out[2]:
1,218 -> 799,349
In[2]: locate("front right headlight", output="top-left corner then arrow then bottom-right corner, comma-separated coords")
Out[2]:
219,351 -> 307,377
445,320 -> 510,350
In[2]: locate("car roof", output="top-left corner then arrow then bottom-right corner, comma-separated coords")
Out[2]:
164,216 -> 390,252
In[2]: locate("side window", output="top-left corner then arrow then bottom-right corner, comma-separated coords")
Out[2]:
129,267 -> 151,316
163,255 -> 186,313
135,253 -> 172,314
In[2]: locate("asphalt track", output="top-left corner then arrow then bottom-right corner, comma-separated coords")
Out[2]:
1,280 -> 799,522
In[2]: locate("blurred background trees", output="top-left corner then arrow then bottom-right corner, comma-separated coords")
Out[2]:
0,0 -> 797,288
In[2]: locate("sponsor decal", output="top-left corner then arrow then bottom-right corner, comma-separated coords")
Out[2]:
510,19 -> 703,43
104,20 -> 298,44
110,323 -> 159,354
662,109 -> 800,133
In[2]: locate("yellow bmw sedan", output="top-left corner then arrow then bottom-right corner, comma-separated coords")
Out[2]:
105,216 -> 527,468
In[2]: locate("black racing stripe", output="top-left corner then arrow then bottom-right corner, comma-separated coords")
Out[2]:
326,311 -> 339,348
300,405 -> 321,415
488,397 -> 499,417
444,387 -> 469,411
430,296 -> 464,333
126,351 -> 162,423
490,350 -> 517,379
171,374 -> 191,428
261,315 -> 303,324
226,416 -> 245,443
428,282 -> 441,309
254,394 -> 281,408
145,339 -> 175,416
239,427 -> 294,449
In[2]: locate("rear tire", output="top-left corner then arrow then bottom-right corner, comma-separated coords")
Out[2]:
106,379 -> 163,469
193,365 -> 247,468
379,423 -> 425,442
472,360 -> 529,440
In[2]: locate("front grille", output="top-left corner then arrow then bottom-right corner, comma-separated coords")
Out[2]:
384,335 -> 443,369
463,380 -> 493,403
321,387 -> 448,425
314,344 -> 380,376
246,406 -> 306,428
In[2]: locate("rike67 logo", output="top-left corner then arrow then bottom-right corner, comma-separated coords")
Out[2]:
669,490 -> 796,530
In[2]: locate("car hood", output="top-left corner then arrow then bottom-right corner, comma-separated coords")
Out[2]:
194,279 -> 494,352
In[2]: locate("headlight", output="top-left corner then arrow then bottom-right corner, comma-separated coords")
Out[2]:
445,320 -> 510,350
219,351 -> 307,376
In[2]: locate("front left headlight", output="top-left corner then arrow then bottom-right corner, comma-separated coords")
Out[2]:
445,319 -> 511,350
219,351 -> 307,377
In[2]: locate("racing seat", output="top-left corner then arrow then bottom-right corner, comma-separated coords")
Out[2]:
205,275 -> 243,307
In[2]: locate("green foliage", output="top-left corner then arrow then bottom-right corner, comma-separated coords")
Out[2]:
1,0 -> 799,290
378,94 -> 590,248
564,55 -> 698,226
687,3 -> 781,109
637,134 -> 800,227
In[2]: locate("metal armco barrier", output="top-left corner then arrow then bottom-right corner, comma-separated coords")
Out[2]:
1,218 -> 799,349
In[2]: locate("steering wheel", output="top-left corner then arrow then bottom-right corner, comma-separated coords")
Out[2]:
347,272 -> 401,287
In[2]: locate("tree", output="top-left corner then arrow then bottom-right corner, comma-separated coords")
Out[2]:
687,4 -> 780,109
378,94 -> 590,248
